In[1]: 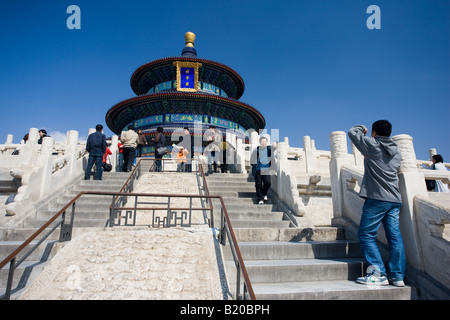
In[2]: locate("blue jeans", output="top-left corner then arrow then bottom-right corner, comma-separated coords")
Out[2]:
85,154 -> 103,180
358,198 -> 406,281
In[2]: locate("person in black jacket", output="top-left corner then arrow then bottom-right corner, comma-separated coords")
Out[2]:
84,124 -> 107,180
151,126 -> 166,172
37,129 -> 49,144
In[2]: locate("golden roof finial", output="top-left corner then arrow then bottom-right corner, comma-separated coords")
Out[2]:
185,32 -> 196,48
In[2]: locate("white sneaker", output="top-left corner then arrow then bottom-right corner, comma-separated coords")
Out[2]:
356,272 -> 389,286
258,200 -> 264,205
392,280 -> 405,287
263,195 -> 268,201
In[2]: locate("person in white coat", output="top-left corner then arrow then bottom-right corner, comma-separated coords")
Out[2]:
431,154 -> 450,193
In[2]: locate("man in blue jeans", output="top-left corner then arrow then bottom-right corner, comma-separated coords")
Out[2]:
348,120 -> 406,287
85,124 -> 107,180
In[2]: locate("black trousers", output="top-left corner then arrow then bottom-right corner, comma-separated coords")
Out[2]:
255,170 -> 271,201
122,147 -> 136,172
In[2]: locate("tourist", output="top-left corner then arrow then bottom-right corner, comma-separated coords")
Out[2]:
37,129 -> 49,144
117,137 -> 124,172
204,126 -> 221,174
136,129 -> 148,157
348,120 -> 405,287
121,125 -> 138,172
176,146 -> 189,172
179,127 -> 194,172
430,154 -> 450,192
21,133 -> 29,145
220,140 -> 235,173
152,126 -> 166,172
102,146 -> 113,172
250,136 -> 274,205
12,133 -> 29,155
84,124 -> 107,180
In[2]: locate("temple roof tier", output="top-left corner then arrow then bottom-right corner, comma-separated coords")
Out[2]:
130,57 -> 245,99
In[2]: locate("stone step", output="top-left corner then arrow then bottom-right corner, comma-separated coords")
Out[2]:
252,280 -> 412,300
0,260 -> 47,290
0,227 -> 105,242
234,227 -> 345,242
208,182 -> 254,188
227,211 -> 284,221
56,195 -> 116,206
230,220 -> 291,228
240,258 -> 366,283
205,175 -> 253,182
78,180 -> 128,187
215,204 -> 277,214
218,196 -> 273,205
235,240 -> 362,260
23,218 -> 109,229
67,186 -> 123,196
45,200 -> 113,212
0,240 -> 55,262
36,209 -> 110,221
207,176 -> 253,181
210,191 -> 258,199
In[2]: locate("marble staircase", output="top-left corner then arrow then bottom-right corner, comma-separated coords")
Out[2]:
205,170 -> 413,300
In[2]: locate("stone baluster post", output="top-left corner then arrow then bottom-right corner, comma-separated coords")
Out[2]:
249,130 -> 259,165
38,136 -> 55,198
5,134 -> 13,144
225,131 -> 232,168
236,138 -> 246,173
428,148 -> 437,161
351,142 -> 364,167
66,130 -> 79,176
277,141 -> 289,197
329,131 -> 350,219
392,134 -> 427,270
303,136 -> 315,173
229,132 -> 236,168
110,135 -> 119,172
21,128 -> 39,167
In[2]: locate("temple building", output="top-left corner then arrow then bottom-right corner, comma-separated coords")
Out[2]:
105,32 -> 265,155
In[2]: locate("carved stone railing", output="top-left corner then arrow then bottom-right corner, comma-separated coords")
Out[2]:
273,141 -> 306,216
0,128 -> 124,218
1,129 -> 88,217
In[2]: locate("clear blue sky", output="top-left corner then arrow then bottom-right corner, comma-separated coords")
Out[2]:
1,0 -> 448,160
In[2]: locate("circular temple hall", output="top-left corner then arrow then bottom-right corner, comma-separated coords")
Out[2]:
105,32 -> 265,156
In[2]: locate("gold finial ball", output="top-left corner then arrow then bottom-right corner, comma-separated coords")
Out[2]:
185,32 -> 196,47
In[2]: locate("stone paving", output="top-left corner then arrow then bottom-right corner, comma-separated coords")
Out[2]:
18,172 -> 228,300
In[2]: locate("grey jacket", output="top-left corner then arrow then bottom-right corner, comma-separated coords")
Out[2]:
121,129 -> 138,149
348,125 -> 402,203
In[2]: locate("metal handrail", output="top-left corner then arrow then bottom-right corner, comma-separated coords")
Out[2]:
1,156 -> 255,300
197,163 -> 255,300
0,192 -> 83,299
